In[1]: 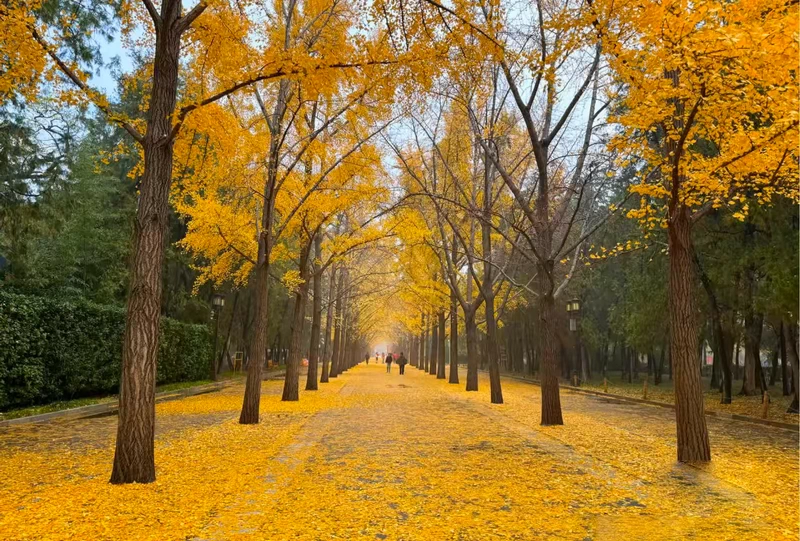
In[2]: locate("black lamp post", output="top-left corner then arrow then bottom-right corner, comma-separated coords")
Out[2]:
566,299 -> 581,386
211,293 -> 225,380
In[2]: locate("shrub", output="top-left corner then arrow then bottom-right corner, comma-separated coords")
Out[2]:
0,292 -> 211,410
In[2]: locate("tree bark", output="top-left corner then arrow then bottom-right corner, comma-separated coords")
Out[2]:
429,317 -> 438,375
320,265 -> 336,383
218,291 -> 239,376
305,234 -> 322,390
421,316 -> 428,371
238,72 -> 291,423
668,204 -> 711,462
783,321 -> 799,413
329,268 -> 345,378
780,323 -> 791,396
282,241 -> 311,401
539,288 -> 563,425
437,310 -> 447,379
449,294 -> 459,383
110,0 -> 189,485
695,256 -> 733,404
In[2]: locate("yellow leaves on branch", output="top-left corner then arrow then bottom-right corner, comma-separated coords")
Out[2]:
0,0 -> 46,101
600,0 -> 799,221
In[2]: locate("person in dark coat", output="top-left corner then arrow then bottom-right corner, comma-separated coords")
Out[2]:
385,352 -> 394,373
397,352 -> 408,375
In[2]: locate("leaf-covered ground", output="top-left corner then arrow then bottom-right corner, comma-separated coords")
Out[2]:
572,374 -> 798,424
0,364 -> 797,540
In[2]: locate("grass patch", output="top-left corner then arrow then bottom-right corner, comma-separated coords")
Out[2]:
0,374 -> 247,421
0,396 -> 116,421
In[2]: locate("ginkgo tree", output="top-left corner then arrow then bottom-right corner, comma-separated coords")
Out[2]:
589,0 -> 799,461
0,0 -> 427,483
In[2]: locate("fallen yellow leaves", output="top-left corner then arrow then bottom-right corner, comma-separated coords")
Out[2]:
0,366 -> 797,540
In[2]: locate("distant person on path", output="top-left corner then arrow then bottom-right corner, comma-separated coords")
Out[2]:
385,352 -> 394,373
397,352 -> 407,375
365,353 -> 370,365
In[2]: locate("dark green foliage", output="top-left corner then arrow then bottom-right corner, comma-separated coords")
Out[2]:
0,292 -> 210,410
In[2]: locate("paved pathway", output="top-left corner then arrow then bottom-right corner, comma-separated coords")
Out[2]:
0,364 -> 797,540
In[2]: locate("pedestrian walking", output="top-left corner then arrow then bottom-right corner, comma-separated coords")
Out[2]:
385,352 -> 394,373
365,353 -> 370,365
397,352 -> 407,375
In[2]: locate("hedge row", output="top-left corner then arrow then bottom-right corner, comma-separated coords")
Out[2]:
0,292 -> 211,410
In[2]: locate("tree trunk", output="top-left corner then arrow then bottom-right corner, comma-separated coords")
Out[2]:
783,321 -> 799,413
306,234 -> 322,390
769,348 -> 778,387
741,305 -> 763,396
655,342 -> 665,386
465,309 -> 479,391
437,310 -> 447,379
336,283 -> 350,375
627,347 -> 633,383
579,335 -> 588,384
485,292 -> 504,404
429,318 -> 438,375
329,271 -> 343,378
668,204 -> 710,462
538,288 -> 563,425
709,345 -> 719,390
110,1 -> 186,485
421,317 -> 428,371
780,323 -> 790,396
239,75 -> 291,424
218,291 -> 239,376
320,265 -> 337,383
282,242 -> 311,401
695,255 -> 733,403
449,293 -> 459,384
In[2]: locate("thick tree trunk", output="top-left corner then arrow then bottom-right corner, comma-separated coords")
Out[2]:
239,74 -> 290,424
668,205 -> 710,462
538,288 -> 563,425
437,310 -> 447,379
449,295 -> 459,384
110,1 -> 187,485
282,243 -> 311,401
465,309 -> 479,391
485,293 -> 503,404
306,235 -> 322,390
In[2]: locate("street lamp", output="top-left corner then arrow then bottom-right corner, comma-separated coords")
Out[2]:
566,299 -> 581,385
210,293 -> 225,380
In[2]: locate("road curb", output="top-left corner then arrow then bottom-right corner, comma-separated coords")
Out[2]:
0,380 -> 234,427
484,370 -> 799,432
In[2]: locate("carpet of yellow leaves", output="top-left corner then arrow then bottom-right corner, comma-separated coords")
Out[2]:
0,365 -> 796,540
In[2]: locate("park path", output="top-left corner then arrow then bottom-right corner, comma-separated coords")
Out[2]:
0,363 -> 797,540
